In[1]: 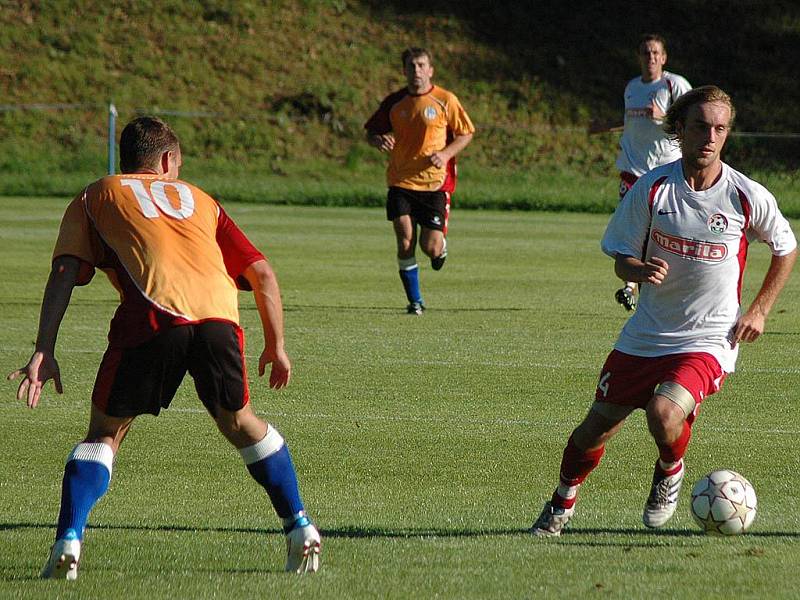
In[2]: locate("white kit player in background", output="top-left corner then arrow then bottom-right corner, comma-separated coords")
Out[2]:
532,86 -> 796,537
593,34 -> 692,311
616,36 -> 691,183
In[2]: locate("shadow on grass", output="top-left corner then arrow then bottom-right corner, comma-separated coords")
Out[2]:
3,521 -> 799,541
281,304 -> 533,313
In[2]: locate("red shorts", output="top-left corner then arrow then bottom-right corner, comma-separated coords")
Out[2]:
594,350 -> 725,424
619,171 -> 638,199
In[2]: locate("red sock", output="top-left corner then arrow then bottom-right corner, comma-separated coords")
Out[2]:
657,421 -> 691,471
551,435 -> 605,509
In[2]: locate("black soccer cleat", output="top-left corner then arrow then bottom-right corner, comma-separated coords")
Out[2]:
431,253 -> 447,271
615,286 -> 636,311
406,301 -> 425,315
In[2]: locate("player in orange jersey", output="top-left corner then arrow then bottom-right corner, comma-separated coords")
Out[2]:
8,117 -> 320,578
365,47 -> 475,314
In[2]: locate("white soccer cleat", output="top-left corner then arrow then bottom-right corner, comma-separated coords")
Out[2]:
285,522 -> 321,574
531,501 -> 575,537
643,460 -> 685,528
40,537 -> 81,580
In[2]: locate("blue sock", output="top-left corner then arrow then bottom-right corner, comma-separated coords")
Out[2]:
398,257 -> 422,303
240,427 -> 305,526
55,443 -> 114,541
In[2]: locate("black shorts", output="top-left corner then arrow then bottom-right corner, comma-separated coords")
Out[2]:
386,186 -> 449,232
92,321 -> 249,418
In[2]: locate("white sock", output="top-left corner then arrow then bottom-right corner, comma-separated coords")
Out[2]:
557,482 -> 579,500
658,458 -> 682,473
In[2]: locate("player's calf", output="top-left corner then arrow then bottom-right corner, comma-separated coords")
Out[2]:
431,238 -> 448,271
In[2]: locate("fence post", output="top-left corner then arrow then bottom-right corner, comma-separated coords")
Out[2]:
108,103 -> 118,175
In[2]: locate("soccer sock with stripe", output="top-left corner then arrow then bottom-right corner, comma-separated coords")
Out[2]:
240,426 -> 307,530
551,434 -> 605,509
398,257 -> 422,304
656,420 -> 691,475
55,442 -> 114,541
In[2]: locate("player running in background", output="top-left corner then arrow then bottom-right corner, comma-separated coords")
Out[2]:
591,34 -> 691,311
533,86 -> 796,536
365,47 -> 475,315
8,117 -> 321,578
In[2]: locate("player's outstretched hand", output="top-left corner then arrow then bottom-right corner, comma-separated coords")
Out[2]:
7,351 -> 62,409
259,347 -> 292,389
642,256 -> 669,285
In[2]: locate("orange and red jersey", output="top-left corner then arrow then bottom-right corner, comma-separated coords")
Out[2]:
54,174 -> 264,348
364,85 -> 475,192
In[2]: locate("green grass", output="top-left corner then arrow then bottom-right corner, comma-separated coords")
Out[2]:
1,198 -> 800,598
2,1 -> 800,200
6,159 -> 798,218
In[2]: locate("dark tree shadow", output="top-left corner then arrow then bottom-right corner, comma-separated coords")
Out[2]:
363,0 -> 800,169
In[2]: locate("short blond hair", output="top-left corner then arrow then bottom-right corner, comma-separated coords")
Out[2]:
664,85 -> 736,138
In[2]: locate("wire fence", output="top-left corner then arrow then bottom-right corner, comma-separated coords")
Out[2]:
2,101 -> 800,176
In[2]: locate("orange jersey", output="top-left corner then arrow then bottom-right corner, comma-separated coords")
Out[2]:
365,85 -> 475,192
54,175 -> 241,328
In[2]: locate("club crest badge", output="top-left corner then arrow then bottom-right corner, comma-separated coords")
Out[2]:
707,213 -> 728,235
424,106 -> 437,120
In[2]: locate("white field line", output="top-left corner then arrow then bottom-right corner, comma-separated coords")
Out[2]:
154,406 -> 800,436
4,345 -> 800,374
1,404 -> 797,435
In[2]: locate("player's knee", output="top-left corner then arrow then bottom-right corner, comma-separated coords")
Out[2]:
396,240 -> 415,257
573,413 -> 621,450
646,396 -> 684,440
215,406 -> 267,446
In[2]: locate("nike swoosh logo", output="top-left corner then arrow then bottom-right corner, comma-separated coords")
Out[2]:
658,209 -> 677,215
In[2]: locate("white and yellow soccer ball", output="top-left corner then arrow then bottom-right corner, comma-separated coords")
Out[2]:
690,470 -> 757,535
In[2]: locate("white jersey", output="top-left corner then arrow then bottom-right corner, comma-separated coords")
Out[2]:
616,71 -> 692,176
602,160 -> 796,373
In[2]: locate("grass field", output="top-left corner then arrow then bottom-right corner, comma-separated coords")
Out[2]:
1,197 -> 799,598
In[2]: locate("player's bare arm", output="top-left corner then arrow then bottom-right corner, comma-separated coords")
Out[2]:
242,258 -> 291,389
588,118 -> 624,135
366,131 -> 395,152
430,132 -> 473,168
7,255 -> 81,408
614,254 -> 669,286
732,249 -> 797,345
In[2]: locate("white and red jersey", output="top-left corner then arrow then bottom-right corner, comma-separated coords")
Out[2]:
601,160 -> 796,373
616,71 -> 691,176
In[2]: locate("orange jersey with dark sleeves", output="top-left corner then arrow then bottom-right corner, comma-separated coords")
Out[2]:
54,174 -> 263,347
365,85 -> 475,192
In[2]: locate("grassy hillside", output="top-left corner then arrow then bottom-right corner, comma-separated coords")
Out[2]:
1,1 -> 798,209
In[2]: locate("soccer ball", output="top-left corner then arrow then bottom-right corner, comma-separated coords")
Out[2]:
690,470 -> 757,535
